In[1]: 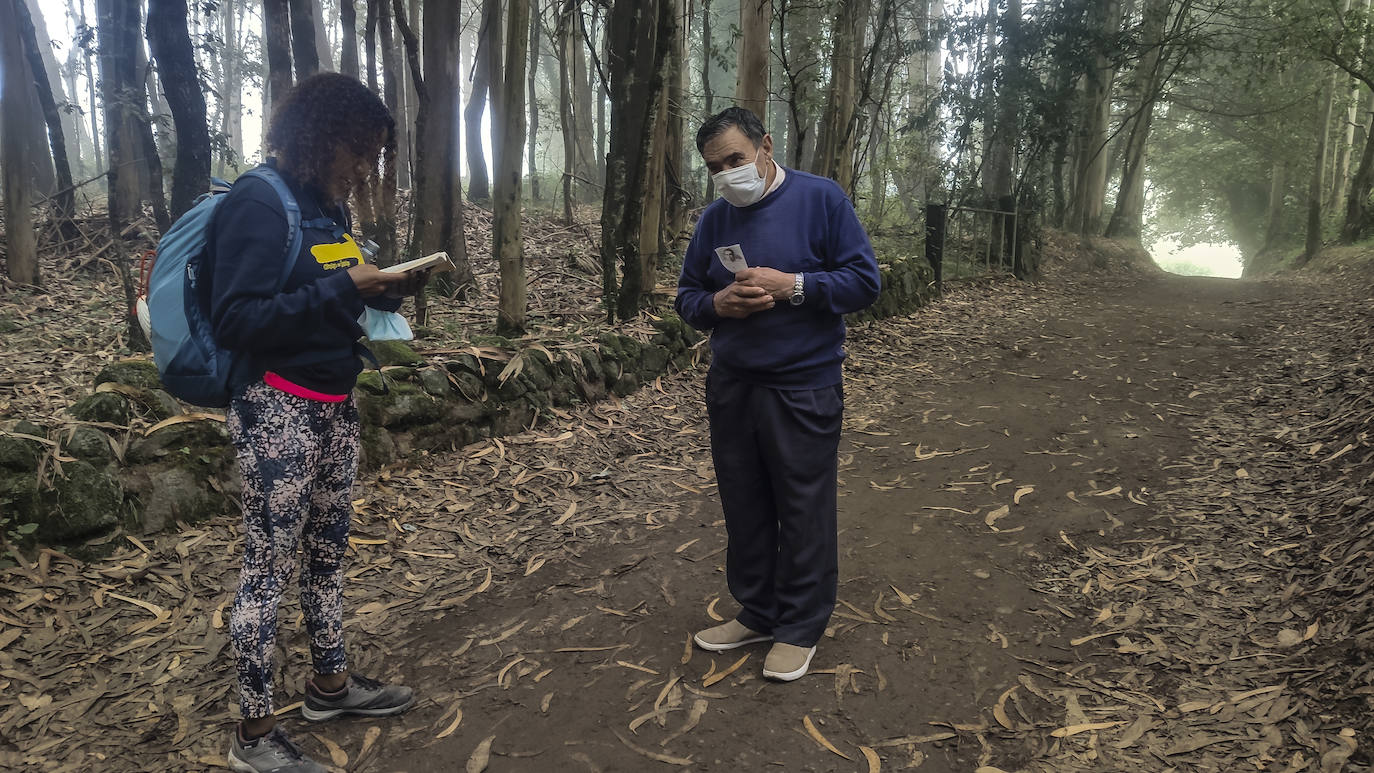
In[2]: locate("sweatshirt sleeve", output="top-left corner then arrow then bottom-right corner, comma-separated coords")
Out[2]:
209,181 -> 363,353
675,222 -> 722,330
804,188 -> 882,315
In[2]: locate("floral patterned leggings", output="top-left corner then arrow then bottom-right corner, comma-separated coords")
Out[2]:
226,381 -> 358,719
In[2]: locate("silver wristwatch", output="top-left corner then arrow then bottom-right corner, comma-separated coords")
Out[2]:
790,272 -> 805,306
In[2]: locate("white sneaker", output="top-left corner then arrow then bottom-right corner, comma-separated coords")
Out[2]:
762,643 -> 816,681
693,619 -> 772,652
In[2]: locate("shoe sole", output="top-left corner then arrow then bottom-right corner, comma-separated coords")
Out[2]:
302,695 -> 417,722
692,632 -> 772,652
762,646 -> 817,681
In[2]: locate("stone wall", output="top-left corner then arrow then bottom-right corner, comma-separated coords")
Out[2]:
0,257 -> 935,551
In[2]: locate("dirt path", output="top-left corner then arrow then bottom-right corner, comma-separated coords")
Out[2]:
306,273 -> 1346,772
9,271 -> 1366,772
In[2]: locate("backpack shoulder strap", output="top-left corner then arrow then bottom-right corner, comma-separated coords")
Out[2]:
238,166 -> 305,289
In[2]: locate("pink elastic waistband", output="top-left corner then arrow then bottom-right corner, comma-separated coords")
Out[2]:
263,372 -> 348,403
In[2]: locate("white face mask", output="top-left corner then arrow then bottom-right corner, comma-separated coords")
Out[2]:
712,148 -> 768,208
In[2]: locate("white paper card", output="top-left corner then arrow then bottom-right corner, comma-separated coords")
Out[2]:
714,244 -> 749,274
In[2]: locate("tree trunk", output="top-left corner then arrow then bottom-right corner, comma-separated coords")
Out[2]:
736,0 -> 770,116
465,0 -> 499,202
133,34 -> 172,233
313,0 -> 333,70
980,0 -> 1016,204
1306,75 -> 1339,261
97,0 -> 150,349
602,0 -> 671,321
665,0 -> 690,247
596,11 -> 608,186
814,0 -> 869,193
702,0 -> 716,198
15,0 -> 78,241
264,0 -> 294,114
378,2 -> 408,192
1341,106 -> 1374,242
573,9 -> 597,200
1263,160 -> 1287,249
79,0 -> 104,174
558,2 -> 577,223
527,0 -> 541,203
25,0 -> 82,178
1104,0 -> 1169,240
289,0 -> 321,78
341,0 -> 359,77
1333,83 -> 1360,211
395,0 -> 475,294
637,88 -> 668,307
1070,0 -> 1121,235
495,0 -> 530,334
220,0 -> 245,173
147,0 -> 212,221
1,0 -> 40,284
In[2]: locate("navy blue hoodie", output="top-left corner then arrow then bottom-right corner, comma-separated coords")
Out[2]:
207,162 -> 400,396
675,168 -> 881,389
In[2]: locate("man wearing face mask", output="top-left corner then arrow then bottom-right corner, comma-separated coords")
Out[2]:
675,107 -> 881,682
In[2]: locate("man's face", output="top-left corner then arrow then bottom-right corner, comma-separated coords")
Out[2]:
701,126 -> 773,177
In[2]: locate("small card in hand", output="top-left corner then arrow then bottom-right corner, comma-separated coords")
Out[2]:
714,244 -> 748,274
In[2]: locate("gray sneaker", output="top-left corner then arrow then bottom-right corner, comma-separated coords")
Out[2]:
302,673 -> 416,721
227,727 -> 327,773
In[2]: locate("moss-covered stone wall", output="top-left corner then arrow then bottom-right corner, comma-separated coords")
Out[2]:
0,256 -> 935,550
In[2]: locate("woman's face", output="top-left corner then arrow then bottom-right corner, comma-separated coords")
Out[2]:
324,138 -> 383,201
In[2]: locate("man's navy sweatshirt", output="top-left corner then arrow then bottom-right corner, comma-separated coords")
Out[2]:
206,163 -> 400,397
675,168 -> 881,390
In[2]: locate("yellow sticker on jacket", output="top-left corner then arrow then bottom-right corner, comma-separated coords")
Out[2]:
312,233 -> 364,269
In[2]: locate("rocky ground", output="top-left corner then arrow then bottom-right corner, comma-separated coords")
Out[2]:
2,263 -> 1373,771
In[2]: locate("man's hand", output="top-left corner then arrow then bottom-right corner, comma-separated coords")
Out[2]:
735,267 -> 795,302
347,264 -> 410,297
713,283 -> 775,318
384,268 -> 432,298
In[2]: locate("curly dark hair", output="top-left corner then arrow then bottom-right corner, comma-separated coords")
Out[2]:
266,72 -> 396,193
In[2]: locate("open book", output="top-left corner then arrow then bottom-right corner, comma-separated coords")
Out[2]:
381,251 -> 455,274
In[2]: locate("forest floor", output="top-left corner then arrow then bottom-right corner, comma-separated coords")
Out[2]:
4,256 -> 1374,771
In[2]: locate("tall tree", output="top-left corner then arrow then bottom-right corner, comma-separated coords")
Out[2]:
15,0 -> 78,242
219,0 -> 246,173
557,0 -> 578,222
572,8 -> 597,199
814,0 -> 869,193
1105,0 -> 1178,239
97,0 -> 152,349
465,0 -> 500,202
527,0 -> 541,203
665,0 -> 690,245
736,0 -> 770,115
394,0 -> 476,293
1070,0 -> 1122,234
341,0 -> 360,77
1,0 -> 40,285
495,0 -> 531,334
1307,67 -> 1341,261
24,0 -> 82,177
378,1 -> 408,191
264,0 -> 294,115
289,0 -> 322,78
147,0 -> 212,220
602,0 -> 672,320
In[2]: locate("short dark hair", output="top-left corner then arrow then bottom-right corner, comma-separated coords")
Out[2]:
696,107 -> 766,154
267,72 -> 395,192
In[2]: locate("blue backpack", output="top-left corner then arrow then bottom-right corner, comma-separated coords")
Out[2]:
147,166 -> 326,408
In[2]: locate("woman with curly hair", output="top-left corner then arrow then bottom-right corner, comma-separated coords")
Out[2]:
209,72 -> 423,773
